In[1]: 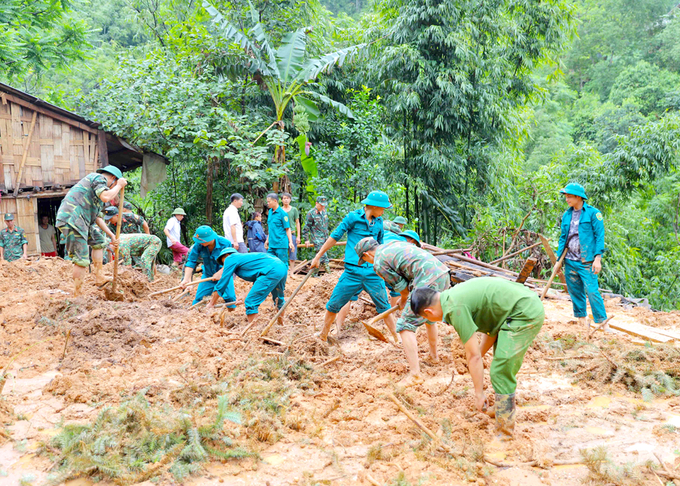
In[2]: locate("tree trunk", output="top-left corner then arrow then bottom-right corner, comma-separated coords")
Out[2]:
206,157 -> 216,225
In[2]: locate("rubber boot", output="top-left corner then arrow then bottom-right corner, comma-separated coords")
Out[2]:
324,263 -> 331,274
73,278 -> 83,297
495,393 -> 516,439
93,260 -> 109,286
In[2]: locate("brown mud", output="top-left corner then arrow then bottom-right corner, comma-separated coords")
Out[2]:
1,258 -> 679,485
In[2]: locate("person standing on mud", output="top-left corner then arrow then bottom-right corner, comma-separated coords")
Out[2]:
0,213 -> 28,262
354,237 -> 451,385
206,248 -> 287,324
411,278 -> 545,438
116,234 -> 162,281
164,208 -> 189,266
180,225 -> 232,305
557,183 -> 609,331
281,192 -> 301,269
302,196 -> 331,275
223,193 -> 247,253
55,166 -> 127,296
310,191 -> 397,343
264,193 -> 295,297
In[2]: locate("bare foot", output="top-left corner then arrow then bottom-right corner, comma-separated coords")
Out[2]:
398,373 -> 425,388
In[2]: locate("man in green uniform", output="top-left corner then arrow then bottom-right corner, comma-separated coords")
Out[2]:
282,192 -> 301,268
116,234 -> 162,281
411,278 -> 544,437
104,206 -> 149,235
55,166 -> 127,296
0,213 -> 28,262
355,238 -> 450,383
302,196 -> 331,274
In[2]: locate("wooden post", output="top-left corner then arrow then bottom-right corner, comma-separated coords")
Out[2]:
538,233 -> 566,285
13,110 -> 38,196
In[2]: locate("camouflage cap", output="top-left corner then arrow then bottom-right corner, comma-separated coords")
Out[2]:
316,196 -> 328,206
103,206 -> 119,220
355,237 -> 380,263
4,213 -> 14,221
123,201 -> 133,210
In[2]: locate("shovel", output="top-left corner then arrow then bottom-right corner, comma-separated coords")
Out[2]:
362,305 -> 400,344
104,188 -> 126,301
540,249 -> 567,300
260,271 -> 314,338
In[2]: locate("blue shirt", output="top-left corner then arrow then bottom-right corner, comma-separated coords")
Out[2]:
215,253 -> 286,302
384,230 -> 407,244
267,206 -> 291,249
330,208 -> 384,266
185,235 -> 231,277
557,203 -> 605,263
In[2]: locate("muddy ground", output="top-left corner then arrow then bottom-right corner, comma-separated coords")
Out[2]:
1,258 -> 679,485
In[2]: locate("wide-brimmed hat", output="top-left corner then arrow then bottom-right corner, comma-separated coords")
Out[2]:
193,225 -> 217,244
172,208 -> 187,216
360,191 -> 392,208
355,237 -> 379,263
96,165 -> 123,179
218,247 -> 238,260
393,216 -> 408,225
399,230 -> 421,247
560,183 -> 588,200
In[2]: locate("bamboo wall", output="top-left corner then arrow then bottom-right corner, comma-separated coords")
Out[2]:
0,98 -> 99,193
0,198 -> 38,253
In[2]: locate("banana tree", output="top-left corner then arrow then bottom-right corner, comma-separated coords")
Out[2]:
203,1 -> 364,190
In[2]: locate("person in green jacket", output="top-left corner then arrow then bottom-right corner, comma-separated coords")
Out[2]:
557,183 -> 608,331
411,278 -> 545,438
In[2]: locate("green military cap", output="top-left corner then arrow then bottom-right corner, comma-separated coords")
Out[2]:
96,165 -> 123,179
355,237 -> 380,263
104,206 -> 119,220
172,208 -> 187,216
399,230 -> 421,247
316,196 -> 328,206
361,190 -> 392,208
123,201 -> 133,210
393,216 -> 408,225
560,183 -> 588,200
4,213 -> 14,221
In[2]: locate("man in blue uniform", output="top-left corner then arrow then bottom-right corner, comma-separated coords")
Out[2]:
264,193 -> 294,297
206,248 -> 288,323
180,225 -> 232,305
557,183 -> 608,330
310,190 -> 397,343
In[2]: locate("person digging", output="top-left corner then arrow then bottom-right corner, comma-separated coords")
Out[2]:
355,237 -> 451,386
55,166 -> 127,296
410,277 -> 545,438
206,248 -> 288,325
557,183 -> 609,331
310,190 -> 397,343
180,225 -> 232,305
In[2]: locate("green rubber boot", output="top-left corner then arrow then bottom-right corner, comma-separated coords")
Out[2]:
324,263 -> 331,274
495,393 -> 516,439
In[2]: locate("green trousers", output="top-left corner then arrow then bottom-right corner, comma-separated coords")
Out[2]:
490,298 -> 545,395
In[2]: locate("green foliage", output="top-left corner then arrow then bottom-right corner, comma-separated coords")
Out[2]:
608,61 -> 680,115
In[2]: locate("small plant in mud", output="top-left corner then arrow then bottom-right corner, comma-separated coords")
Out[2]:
580,446 -> 643,485
41,393 -> 251,484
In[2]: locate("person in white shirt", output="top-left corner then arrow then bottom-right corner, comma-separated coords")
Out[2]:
223,193 -> 247,253
164,208 -> 189,265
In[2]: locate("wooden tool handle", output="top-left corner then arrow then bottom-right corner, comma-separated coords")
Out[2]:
367,305 -> 400,326
540,250 -> 567,300
111,187 -> 125,293
260,271 -> 313,337
149,277 -> 213,298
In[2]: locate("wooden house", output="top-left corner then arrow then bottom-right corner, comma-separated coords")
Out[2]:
0,82 -> 166,255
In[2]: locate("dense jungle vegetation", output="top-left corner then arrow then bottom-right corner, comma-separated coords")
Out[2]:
2,0 -> 680,309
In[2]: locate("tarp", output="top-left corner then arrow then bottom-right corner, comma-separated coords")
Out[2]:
140,153 -> 167,198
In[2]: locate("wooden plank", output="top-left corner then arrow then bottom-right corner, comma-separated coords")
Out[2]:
1,92 -> 99,135
538,233 -> 566,285
651,327 -> 680,341
40,113 -> 54,185
609,321 -> 675,343
516,257 -> 537,284
15,198 -> 38,254
13,110 -> 37,196
97,129 -> 108,168
53,121 -> 63,157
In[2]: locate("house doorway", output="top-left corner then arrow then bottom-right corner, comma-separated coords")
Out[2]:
37,196 -> 65,257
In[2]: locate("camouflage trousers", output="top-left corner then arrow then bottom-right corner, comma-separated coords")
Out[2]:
312,239 -> 329,265
118,234 -> 162,281
58,225 -> 109,267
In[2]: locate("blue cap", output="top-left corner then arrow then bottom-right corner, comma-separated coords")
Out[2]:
560,183 -> 588,200
218,247 -> 238,259
97,165 -> 123,179
399,230 -> 421,247
193,225 -> 217,244
360,191 -> 392,208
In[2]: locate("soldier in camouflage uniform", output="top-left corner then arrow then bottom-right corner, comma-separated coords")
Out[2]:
55,166 -> 127,296
117,234 -> 162,281
302,196 -> 331,274
355,237 -> 451,383
0,213 -> 28,262
121,201 -> 150,234
104,206 -> 149,235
